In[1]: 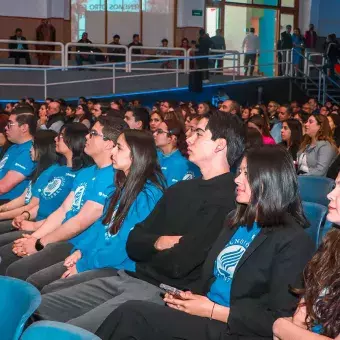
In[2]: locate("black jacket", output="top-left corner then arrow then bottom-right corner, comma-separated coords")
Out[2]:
9,35 -> 29,58
126,173 -> 236,288
279,32 -> 293,50
192,214 -> 314,339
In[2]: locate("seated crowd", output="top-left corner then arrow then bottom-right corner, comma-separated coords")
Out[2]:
0,95 -> 339,340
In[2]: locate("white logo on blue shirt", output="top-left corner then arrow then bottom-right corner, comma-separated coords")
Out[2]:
15,163 -> 26,170
42,177 -> 65,199
0,155 -> 9,170
182,171 -> 194,181
25,181 -> 32,204
72,183 -> 87,211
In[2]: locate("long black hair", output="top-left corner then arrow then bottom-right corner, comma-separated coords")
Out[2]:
231,145 -> 308,228
31,130 -> 59,183
103,129 -> 166,234
58,123 -> 93,171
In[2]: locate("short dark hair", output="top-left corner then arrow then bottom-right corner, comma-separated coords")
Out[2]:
129,107 -> 150,130
281,103 -> 293,116
286,25 -> 292,29
231,145 -> 308,228
161,38 -> 168,43
11,106 -> 37,136
97,116 -> 128,142
205,112 -> 245,167
250,28 -> 255,33
133,34 -> 139,39
97,102 -> 110,115
15,28 -> 22,33
114,34 -> 120,39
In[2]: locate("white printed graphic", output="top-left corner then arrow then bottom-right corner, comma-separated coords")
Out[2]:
216,245 -> 246,280
0,155 -> 9,170
42,177 -> 64,199
183,171 -> 194,181
72,183 -> 87,211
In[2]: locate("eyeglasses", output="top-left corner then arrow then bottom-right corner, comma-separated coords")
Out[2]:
6,122 -> 17,129
89,130 -> 109,141
154,129 -> 170,135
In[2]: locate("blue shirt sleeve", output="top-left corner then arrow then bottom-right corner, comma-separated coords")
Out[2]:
8,149 -> 35,177
76,186 -> 163,272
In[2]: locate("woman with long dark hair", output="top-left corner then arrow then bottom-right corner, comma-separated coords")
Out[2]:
273,172 -> 340,340
154,118 -> 200,186
297,114 -> 338,176
279,118 -> 303,161
0,123 -> 92,248
73,104 -> 92,129
95,145 -> 315,340
25,129 -> 166,287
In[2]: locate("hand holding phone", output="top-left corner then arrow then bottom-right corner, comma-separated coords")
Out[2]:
160,283 -> 183,298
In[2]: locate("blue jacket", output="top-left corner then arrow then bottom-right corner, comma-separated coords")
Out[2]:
157,149 -> 201,187
76,181 -> 164,273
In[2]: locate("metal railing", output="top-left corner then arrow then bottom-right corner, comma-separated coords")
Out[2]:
0,39 -> 65,68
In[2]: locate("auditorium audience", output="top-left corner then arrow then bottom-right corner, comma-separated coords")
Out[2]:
0,123 -> 92,269
64,105 -> 76,123
297,114 -> 338,176
92,102 -> 110,120
40,101 -> 64,133
270,104 -> 292,143
149,111 -> 164,132
95,145 -> 314,340
32,113 -> 244,333
73,104 -> 92,129
124,107 -> 150,130
247,114 -> 276,145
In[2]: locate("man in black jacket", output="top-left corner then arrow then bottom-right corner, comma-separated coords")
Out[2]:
197,28 -> 213,82
34,112 -> 245,333
76,32 -> 96,68
278,25 -> 292,76
8,28 -> 31,65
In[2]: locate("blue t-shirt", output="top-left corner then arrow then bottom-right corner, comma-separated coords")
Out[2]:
157,149 -> 201,187
67,164 -> 115,249
76,181 -> 163,273
208,223 -> 261,307
36,165 -> 79,221
0,140 -> 35,200
24,164 -> 59,205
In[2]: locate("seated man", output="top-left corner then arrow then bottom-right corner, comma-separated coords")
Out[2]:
0,117 -> 127,282
0,106 -> 36,204
76,33 -> 96,68
33,113 -> 245,333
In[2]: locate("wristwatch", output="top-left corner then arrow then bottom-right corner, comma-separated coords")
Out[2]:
35,239 -> 45,252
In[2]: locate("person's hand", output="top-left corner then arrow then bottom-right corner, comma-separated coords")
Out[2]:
154,236 -> 182,251
12,214 -> 28,229
13,234 -> 37,256
64,250 -> 82,268
17,220 -> 38,231
163,292 -> 215,318
61,265 -> 78,279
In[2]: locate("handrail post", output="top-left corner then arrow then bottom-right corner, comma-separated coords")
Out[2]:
232,54 -> 235,81
44,69 -> 47,99
112,63 -> 116,94
60,43 -> 65,70
65,42 -> 70,69
318,68 -> 322,102
176,59 -> 179,87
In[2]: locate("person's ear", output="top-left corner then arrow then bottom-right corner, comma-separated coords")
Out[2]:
215,138 -> 227,153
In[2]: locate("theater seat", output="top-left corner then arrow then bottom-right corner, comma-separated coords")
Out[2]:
20,321 -> 100,340
298,176 -> 334,207
302,201 -> 328,248
0,276 -> 41,340
318,219 -> 334,246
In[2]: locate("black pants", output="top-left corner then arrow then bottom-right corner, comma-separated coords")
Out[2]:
244,54 -> 256,76
96,300 -> 231,340
12,53 -> 31,65
197,57 -> 210,80
323,59 -> 336,79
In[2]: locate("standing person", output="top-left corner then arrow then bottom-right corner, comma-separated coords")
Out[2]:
292,28 -> 304,76
36,19 -> 56,66
242,28 -> 260,77
95,146 -> 314,340
211,29 -> 226,72
8,28 -> 31,65
196,29 -> 213,83
323,34 -> 339,79
279,25 -> 293,76
304,24 -> 317,54
0,107 -> 36,203
76,33 -> 96,68
157,39 -> 172,69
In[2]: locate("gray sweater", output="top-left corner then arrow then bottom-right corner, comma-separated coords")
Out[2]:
297,140 -> 338,176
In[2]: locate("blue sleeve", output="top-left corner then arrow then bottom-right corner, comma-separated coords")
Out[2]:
78,189 -> 162,272
87,179 -> 114,206
8,150 -> 35,177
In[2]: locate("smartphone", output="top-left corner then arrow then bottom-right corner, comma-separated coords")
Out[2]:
159,283 -> 182,297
